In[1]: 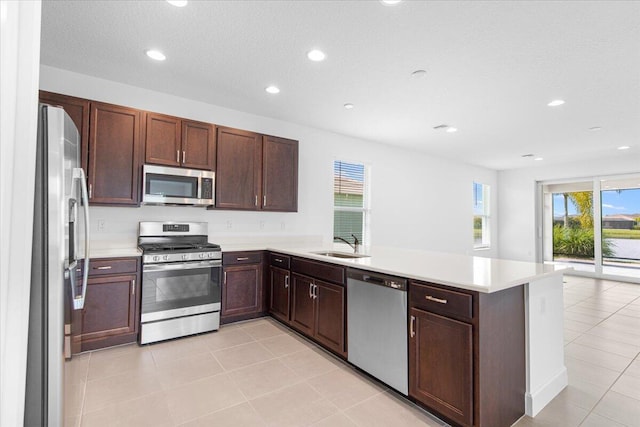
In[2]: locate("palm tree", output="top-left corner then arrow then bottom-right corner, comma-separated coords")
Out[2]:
568,191 -> 593,228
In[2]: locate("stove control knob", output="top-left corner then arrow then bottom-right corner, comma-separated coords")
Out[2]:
182,254 -> 188,260
162,255 -> 169,261
207,252 -> 215,258
199,253 -> 205,259
153,255 -> 160,262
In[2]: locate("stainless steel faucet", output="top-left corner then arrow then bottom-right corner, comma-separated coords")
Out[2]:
334,234 -> 360,253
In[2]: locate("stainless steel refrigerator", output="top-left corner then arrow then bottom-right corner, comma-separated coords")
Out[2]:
25,104 -> 90,426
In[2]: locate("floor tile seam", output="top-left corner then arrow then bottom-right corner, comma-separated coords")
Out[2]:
588,390 -> 638,427
202,336 -> 261,353
568,339 -> 640,359
81,387 -> 164,416
212,351 -> 282,373
566,354 -> 630,376
565,342 -> 636,365
209,337 -> 274,358
240,376 -> 309,403
84,362 -> 161,384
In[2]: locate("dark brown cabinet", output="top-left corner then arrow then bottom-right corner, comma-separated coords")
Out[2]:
262,135 -> 298,211
145,112 -> 215,171
39,91 -> 90,172
215,127 -> 262,209
221,251 -> 265,323
88,102 -> 142,205
409,280 -> 526,427
269,253 -> 291,323
215,127 -> 298,211
79,257 -> 140,352
289,257 -> 346,357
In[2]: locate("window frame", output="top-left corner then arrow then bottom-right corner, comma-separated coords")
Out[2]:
333,160 -> 371,247
473,181 -> 491,250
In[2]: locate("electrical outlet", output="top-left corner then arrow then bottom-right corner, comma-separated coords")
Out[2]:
97,219 -> 105,232
259,221 -> 265,230
226,220 -> 232,229
280,222 -> 286,230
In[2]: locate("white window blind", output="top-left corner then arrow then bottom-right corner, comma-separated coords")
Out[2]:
334,161 -> 369,246
473,182 -> 490,249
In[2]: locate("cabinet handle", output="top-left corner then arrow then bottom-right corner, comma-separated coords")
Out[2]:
254,195 -> 258,206
176,150 -> 180,163
410,315 -> 416,338
95,266 -> 112,270
263,195 -> 266,206
313,284 -> 318,299
88,184 -> 92,199
309,282 -> 313,299
425,295 -> 448,304
236,257 -> 249,261
224,271 -> 227,285
284,275 -> 289,288
182,151 -> 186,163
274,258 -> 283,263
131,279 -> 135,296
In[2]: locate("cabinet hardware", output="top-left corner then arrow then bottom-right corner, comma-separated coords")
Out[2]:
410,315 -> 416,338
313,284 -> 318,299
224,271 -> 227,285
425,295 -> 447,304
284,275 -> 289,288
309,282 -> 313,299
236,257 -> 249,261
254,195 -> 258,206
95,266 -> 112,270
274,258 -> 283,263
88,184 -> 92,199
182,151 -> 186,164
176,150 -> 180,163
263,195 -> 266,206
131,279 -> 135,296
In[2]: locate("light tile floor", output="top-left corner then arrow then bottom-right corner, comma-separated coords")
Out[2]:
64,276 -> 640,427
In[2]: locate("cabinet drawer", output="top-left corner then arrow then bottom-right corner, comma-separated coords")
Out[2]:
291,257 -> 345,285
88,258 -> 138,276
223,251 -> 263,265
269,253 -> 290,269
410,282 -> 473,321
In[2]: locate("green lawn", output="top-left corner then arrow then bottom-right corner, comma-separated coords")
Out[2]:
603,229 -> 640,239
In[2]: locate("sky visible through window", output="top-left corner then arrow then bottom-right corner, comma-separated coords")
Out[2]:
553,189 -> 640,217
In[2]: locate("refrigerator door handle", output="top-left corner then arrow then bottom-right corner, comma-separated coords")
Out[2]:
72,167 -> 90,310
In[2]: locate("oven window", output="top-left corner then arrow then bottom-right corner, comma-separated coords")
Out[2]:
146,173 -> 198,199
142,266 -> 221,314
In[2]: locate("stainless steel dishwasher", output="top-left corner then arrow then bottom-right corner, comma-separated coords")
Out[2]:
347,268 -> 408,395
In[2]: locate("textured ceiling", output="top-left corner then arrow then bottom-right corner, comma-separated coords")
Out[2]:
40,0 -> 640,170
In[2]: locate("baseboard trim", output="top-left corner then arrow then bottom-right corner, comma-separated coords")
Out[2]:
525,367 -> 568,416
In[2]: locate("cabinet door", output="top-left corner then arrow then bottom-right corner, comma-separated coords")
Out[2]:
269,266 -> 290,323
289,273 -> 315,336
215,127 -> 262,209
80,274 -> 137,348
314,280 -> 346,356
88,102 -> 142,205
39,91 -> 90,173
409,308 -> 473,427
145,112 -> 181,167
222,264 -> 263,318
262,135 -> 298,212
182,120 -> 215,170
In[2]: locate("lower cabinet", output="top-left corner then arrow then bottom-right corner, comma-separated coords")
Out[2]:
269,265 -> 290,323
79,257 -> 140,352
221,251 -> 265,323
409,308 -> 473,427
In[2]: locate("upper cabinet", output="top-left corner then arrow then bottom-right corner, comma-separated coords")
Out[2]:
215,127 -> 263,210
262,135 -> 298,212
215,127 -> 299,212
88,102 -> 142,205
145,112 -> 215,171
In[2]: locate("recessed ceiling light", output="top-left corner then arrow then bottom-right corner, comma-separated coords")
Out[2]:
307,49 -> 326,62
617,145 -> 630,150
265,86 -> 280,94
547,99 -> 565,107
446,127 -> 458,133
343,103 -> 354,109
534,157 -> 544,161
411,70 -> 427,79
380,0 -> 402,5
145,50 -> 166,61
166,0 -> 188,6
588,126 -> 602,131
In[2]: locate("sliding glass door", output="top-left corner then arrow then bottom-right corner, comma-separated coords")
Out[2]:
540,174 -> 640,281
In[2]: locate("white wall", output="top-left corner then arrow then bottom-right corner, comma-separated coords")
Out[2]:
0,1 -> 42,425
40,65 -> 499,256
498,156 -> 640,262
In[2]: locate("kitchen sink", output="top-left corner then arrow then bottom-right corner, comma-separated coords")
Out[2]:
311,251 -> 370,259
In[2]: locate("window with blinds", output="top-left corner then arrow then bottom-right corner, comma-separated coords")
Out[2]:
334,160 -> 369,246
473,182 -> 490,249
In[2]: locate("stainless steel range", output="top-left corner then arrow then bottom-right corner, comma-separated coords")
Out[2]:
138,221 -> 221,344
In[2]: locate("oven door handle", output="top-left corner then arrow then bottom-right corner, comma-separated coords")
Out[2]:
143,260 -> 221,272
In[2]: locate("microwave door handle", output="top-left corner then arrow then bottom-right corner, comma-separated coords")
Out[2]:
72,167 -> 90,310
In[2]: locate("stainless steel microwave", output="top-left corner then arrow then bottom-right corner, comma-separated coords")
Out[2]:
142,164 -> 214,206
